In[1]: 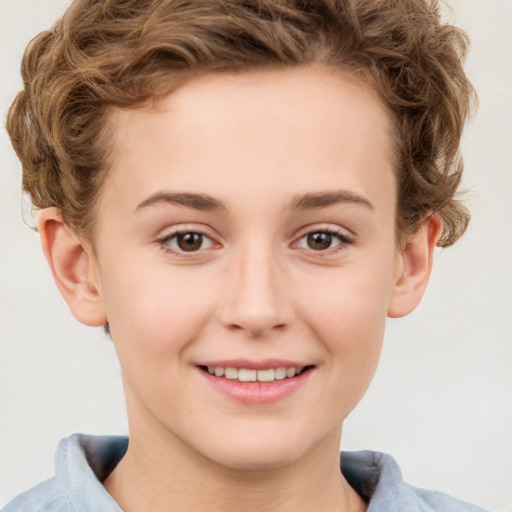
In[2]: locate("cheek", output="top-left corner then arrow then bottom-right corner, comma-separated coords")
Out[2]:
102,264 -> 216,361
302,270 -> 391,338
285,269 -> 392,430
103,268 -> 218,414
295,262 -> 394,377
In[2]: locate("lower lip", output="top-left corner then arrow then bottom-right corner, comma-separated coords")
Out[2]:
198,368 -> 313,405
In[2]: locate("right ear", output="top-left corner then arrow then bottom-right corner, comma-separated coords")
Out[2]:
38,208 -> 107,327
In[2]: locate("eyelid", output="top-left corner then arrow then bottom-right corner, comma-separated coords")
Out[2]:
156,223 -> 222,256
291,224 -> 354,252
293,224 -> 354,241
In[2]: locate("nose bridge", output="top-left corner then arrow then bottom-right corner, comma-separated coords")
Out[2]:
220,236 -> 290,336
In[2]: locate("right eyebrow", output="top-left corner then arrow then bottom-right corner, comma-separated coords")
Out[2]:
135,191 -> 226,212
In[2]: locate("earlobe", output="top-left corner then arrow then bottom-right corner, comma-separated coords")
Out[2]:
38,208 -> 108,327
387,214 -> 442,318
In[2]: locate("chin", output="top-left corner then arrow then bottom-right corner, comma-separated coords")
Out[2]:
212,449 -> 300,472
197,429 -> 321,472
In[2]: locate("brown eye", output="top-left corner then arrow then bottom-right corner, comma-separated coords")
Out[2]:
163,231 -> 214,253
176,233 -> 204,251
296,229 -> 351,252
306,232 -> 333,250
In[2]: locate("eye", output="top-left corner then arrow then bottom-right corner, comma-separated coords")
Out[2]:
163,231 -> 214,253
296,230 -> 351,251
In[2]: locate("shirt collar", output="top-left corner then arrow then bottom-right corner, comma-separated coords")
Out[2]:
56,434 -> 420,511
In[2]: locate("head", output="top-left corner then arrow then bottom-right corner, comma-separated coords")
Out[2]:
8,0 -> 474,245
7,0 -> 475,470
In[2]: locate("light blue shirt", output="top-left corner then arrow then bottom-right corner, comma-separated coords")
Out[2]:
3,434 -> 489,511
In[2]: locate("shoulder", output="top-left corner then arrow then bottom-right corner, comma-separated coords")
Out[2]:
3,434 -> 127,512
3,477 -> 74,512
341,450 -> 490,512
410,485 -> 490,512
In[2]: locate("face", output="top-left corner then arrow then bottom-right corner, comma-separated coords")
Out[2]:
89,66 -> 403,470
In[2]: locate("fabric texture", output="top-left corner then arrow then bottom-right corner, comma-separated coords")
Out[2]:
3,434 -> 489,512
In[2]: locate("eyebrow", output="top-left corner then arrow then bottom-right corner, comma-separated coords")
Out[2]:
135,189 -> 373,213
136,192 -> 226,212
290,190 -> 374,211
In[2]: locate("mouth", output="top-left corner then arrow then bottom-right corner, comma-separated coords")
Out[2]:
196,359 -> 316,404
198,365 -> 314,383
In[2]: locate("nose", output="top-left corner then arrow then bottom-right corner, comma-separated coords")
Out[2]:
219,243 -> 292,337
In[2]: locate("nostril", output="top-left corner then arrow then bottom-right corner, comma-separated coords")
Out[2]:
218,271 -> 293,336
224,319 -> 287,337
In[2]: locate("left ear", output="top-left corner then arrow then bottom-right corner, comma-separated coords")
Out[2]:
388,214 -> 442,318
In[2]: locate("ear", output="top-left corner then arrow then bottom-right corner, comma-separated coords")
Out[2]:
388,214 -> 442,318
38,208 -> 107,327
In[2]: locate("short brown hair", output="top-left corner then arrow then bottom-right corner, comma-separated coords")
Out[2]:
7,0 -> 476,246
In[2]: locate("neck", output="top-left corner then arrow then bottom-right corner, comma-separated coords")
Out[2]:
104,420 -> 366,512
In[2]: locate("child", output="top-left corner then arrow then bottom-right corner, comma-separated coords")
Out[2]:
4,0 -> 490,510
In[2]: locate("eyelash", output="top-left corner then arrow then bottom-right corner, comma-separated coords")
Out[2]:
157,228 -> 216,257
293,228 -> 353,254
157,227 -> 353,257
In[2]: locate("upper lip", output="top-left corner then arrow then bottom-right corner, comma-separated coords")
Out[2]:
197,359 -> 312,370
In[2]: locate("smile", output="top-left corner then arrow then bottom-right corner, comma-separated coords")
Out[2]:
197,360 -> 315,404
203,366 -> 308,382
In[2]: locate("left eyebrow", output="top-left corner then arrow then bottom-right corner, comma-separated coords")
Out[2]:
290,190 -> 374,211
135,192 -> 226,212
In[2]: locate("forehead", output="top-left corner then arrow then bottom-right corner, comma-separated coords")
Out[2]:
101,65 -> 395,217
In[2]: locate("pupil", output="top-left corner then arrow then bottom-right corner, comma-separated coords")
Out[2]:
177,233 -> 202,251
307,232 -> 332,250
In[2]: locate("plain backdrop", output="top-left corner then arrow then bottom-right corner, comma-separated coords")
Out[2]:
1,0 -> 511,510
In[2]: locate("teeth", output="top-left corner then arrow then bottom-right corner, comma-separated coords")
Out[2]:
205,365 -> 305,382
274,367 -> 287,380
257,369 -> 274,382
238,369 -> 257,382
286,367 -> 296,378
225,367 -> 238,380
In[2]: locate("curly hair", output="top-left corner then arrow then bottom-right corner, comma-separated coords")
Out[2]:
6,0 -> 476,246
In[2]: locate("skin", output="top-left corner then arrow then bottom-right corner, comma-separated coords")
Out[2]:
39,65 -> 440,511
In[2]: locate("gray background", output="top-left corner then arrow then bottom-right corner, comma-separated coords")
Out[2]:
1,0 -> 511,510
